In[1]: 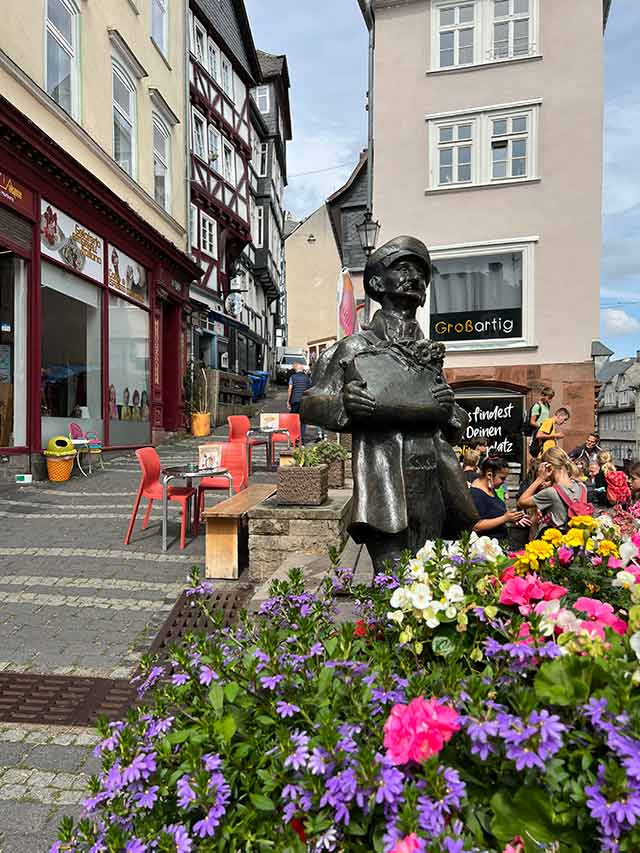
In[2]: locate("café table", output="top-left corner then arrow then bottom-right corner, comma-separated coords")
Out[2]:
246,427 -> 290,472
161,463 -> 232,552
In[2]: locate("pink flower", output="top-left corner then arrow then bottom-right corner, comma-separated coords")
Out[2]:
538,580 -> 568,601
500,564 -> 516,582
608,557 -> 624,570
557,546 -> 574,567
383,697 -> 460,766
632,532 -> 640,548
591,556 -> 603,567
516,622 -> 534,644
391,834 -> 422,853
503,839 -> 525,853
499,575 -> 567,615
574,597 -> 627,636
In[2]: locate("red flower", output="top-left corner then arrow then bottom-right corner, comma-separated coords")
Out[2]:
290,818 -> 306,842
354,620 -> 368,638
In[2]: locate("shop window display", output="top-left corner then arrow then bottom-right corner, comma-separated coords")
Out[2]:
0,254 -> 27,448
108,292 -> 150,446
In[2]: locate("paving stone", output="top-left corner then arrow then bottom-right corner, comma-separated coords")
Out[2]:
22,746 -> 89,774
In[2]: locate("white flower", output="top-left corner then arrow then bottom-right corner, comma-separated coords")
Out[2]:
416,541 -> 437,562
387,610 -> 405,626
407,582 -> 432,611
469,535 -> 504,564
389,587 -> 412,611
630,632 -> 640,662
620,541 -> 639,568
613,570 -> 637,590
445,584 -> 465,604
446,540 -> 465,559
536,600 -> 582,636
407,559 -> 427,581
442,563 -> 459,579
422,601 -> 445,628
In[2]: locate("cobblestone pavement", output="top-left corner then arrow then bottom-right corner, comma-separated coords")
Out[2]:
0,390 -> 303,851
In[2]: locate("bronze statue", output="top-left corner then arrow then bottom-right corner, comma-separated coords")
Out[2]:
300,236 -> 478,572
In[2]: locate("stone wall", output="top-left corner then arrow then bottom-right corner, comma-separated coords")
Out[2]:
248,490 -> 353,583
0,453 -> 30,483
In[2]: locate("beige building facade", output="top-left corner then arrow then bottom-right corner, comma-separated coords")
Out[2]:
370,0 -> 611,455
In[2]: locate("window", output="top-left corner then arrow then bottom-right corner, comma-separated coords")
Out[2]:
255,206 -> 264,248
45,0 -> 80,118
191,107 -> 207,161
112,63 -> 137,177
423,239 -> 535,349
259,142 -> 269,177
208,125 -> 221,170
0,254 -> 27,448
108,293 -> 150,446
221,55 -> 234,100
437,3 -> 475,68
493,0 -> 531,60
190,203 -> 198,249
431,0 -> 537,71
153,115 -> 171,211
207,38 -> 219,82
152,0 -> 168,56
200,212 -> 218,259
193,18 -> 206,65
427,101 -> 538,190
437,122 -> 473,185
255,85 -> 270,113
222,140 -> 236,185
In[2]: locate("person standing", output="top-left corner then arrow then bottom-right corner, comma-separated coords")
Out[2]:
532,407 -> 570,457
518,447 -> 589,532
287,363 -> 311,445
470,457 -> 527,540
528,387 -> 555,434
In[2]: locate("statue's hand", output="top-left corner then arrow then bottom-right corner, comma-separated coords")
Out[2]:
344,380 -> 376,419
433,383 -> 455,416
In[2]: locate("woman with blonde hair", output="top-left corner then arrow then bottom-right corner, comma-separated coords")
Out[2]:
596,450 -> 631,506
518,447 -> 590,532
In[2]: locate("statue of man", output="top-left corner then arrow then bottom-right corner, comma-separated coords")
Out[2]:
300,235 -> 478,572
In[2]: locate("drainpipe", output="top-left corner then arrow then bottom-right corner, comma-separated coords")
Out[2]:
184,0 -> 192,255
360,0 -> 375,324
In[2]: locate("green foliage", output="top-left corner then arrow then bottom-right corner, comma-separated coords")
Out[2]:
311,441 -> 348,464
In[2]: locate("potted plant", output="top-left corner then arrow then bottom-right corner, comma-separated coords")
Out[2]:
312,440 -> 348,488
185,361 -> 210,437
277,446 -> 328,506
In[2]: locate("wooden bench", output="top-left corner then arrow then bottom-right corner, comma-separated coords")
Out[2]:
203,484 -> 277,579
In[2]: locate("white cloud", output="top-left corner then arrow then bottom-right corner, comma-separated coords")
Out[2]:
602,308 -> 640,335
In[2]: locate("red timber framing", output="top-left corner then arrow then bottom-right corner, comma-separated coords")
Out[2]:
0,95 -> 202,462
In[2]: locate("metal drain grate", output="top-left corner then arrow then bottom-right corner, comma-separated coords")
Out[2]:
0,673 -> 136,726
148,585 -> 254,661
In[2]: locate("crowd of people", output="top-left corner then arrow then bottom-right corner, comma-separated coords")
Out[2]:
459,384 -> 640,544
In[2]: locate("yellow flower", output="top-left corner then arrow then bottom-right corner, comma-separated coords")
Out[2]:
513,552 -> 539,574
586,538 -> 595,552
569,515 -> 597,530
542,528 -> 563,546
597,540 -> 619,558
563,529 -> 587,549
525,540 -> 554,561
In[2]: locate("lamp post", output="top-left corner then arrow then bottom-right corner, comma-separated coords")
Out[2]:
356,210 -> 380,324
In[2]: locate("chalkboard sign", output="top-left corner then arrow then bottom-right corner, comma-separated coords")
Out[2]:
457,396 -> 524,464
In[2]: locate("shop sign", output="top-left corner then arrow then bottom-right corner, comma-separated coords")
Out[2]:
430,308 -> 521,343
225,292 -> 244,318
0,171 -> 35,219
456,396 -> 524,464
40,200 -> 104,282
108,244 -> 148,306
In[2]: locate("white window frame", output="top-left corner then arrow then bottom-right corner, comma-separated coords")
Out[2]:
207,37 -> 219,83
112,60 -> 137,178
222,139 -> 237,186
431,1 -> 478,70
152,113 -> 171,212
255,206 -> 264,248
491,0 -> 534,61
434,119 -> 476,186
417,236 -> 537,352
426,100 -> 539,191
200,211 -> 218,259
192,17 -> 206,66
489,110 -> 530,181
208,124 -> 221,172
151,0 -> 168,58
429,0 -> 539,73
221,54 -> 234,101
258,142 -> 269,177
191,106 -> 207,161
255,85 -> 270,114
45,0 -> 81,120
190,203 -> 199,249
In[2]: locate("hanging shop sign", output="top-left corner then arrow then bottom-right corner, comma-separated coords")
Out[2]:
108,244 -> 148,306
456,396 -> 524,464
430,308 -> 522,343
40,201 -> 104,282
0,170 -> 35,219
225,292 -> 244,318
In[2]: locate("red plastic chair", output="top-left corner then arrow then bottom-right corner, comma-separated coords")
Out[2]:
270,413 -> 302,458
124,447 -> 197,550
197,441 -> 248,519
227,415 -> 267,471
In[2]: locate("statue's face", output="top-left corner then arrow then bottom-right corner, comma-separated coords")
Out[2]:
379,257 -> 428,306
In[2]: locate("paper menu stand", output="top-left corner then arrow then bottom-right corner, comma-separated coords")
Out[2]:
198,444 -> 222,470
260,413 -> 279,431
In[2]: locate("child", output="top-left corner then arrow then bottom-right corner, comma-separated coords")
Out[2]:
462,449 -> 481,484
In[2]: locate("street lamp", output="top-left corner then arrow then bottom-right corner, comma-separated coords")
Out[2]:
356,210 -> 381,258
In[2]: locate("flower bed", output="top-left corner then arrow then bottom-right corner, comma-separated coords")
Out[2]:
54,515 -> 640,853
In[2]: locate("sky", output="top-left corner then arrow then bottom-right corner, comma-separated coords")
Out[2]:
245,0 -> 640,359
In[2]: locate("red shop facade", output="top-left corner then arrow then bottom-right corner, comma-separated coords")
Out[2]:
0,97 -> 202,480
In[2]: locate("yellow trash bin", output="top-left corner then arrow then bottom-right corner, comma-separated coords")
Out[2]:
44,437 -> 77,483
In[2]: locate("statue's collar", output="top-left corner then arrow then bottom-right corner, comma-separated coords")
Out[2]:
366,309 -> 423,342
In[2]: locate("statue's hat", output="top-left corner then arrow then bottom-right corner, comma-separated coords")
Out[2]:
364,236 -> 431,291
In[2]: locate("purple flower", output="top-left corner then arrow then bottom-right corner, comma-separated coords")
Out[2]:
284,730 -> 310,771
166,824 -> 192,853
203,753 -> 222,772
463,716 -> 499,760
137,665 -> 164,697
125,840 -> 147,853
319,766 -> 358,824
145,716 -> 174,739
199,665 -> 218,686
260,674 -> 284,690
374,754 -> 404,806
193,807 -> 221,838
122,752 -> 156,784
176,774 -> 196,809
186,580 -> 214,596
308,747 -> 329,776
309,642 -> 324,656
276,700 -> 300,718
134,786 -> 159,809
172,672 -> 188,686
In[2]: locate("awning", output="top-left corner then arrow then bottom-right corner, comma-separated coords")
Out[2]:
209,311 -> 267,346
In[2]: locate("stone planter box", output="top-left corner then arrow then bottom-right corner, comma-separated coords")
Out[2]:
277,464 -> 328,506
327,458 -> 345,488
